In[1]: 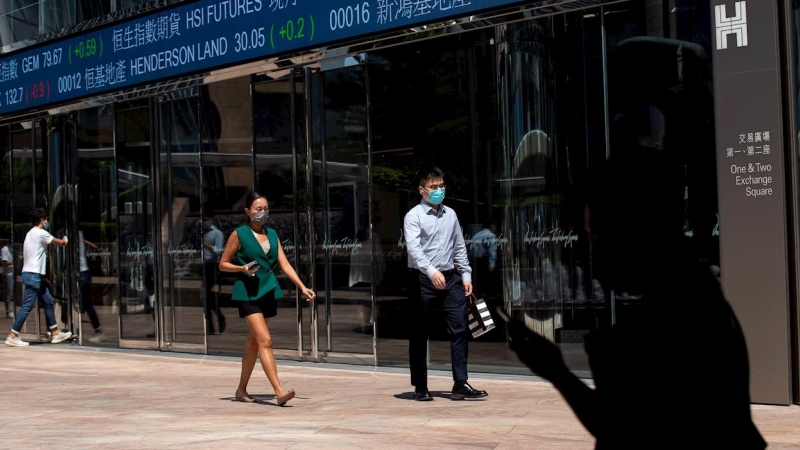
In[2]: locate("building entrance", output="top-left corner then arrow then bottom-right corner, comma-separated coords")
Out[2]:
252,57 -> 375,363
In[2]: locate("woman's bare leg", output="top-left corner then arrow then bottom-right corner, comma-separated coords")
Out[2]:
245,314 -> 287,397
237,330 -> 259,397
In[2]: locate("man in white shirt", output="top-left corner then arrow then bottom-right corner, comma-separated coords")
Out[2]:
404,166 -> 487,401
5,208 -> 72,347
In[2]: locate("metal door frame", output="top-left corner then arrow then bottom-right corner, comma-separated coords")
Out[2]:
304,55 -> 376,365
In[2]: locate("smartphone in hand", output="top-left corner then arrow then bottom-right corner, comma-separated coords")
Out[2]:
244,261 -> 260,272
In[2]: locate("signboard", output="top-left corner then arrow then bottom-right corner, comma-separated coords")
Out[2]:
710,0 -> 791,404
0,0 -> 526,117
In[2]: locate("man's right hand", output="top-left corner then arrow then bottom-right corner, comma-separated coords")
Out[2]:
430,270 -> 446,289
62,236 -> 69,245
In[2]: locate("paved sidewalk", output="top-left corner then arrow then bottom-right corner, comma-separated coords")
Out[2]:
1,345 -> 799,449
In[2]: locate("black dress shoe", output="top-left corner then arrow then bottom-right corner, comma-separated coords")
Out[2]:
414,389 -> 433,401
450,382 -> 488,400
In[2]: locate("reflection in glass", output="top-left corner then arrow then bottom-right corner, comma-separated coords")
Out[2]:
116,101 -> 157,343
252,74 -> 305,355
42,0 -> 111,34
202,77 -> 254,354
158,93 -> 205,348
74,107 -> 118,345
0,1 -> 39,47
310,63 -> 373,358
0,127 -> 12,326
10,124 -> 47,338
368,30 -> 511,371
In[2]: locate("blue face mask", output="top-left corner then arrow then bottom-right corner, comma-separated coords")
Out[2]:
427,188 -> 445,205
44,220 -> 50,231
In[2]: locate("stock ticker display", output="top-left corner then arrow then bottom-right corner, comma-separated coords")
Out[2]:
0,0 -> 524,116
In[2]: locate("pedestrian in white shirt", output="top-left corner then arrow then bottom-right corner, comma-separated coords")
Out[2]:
5,208 -> 72,347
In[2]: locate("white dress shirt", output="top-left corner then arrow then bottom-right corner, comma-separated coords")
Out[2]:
404,200 -> 472,283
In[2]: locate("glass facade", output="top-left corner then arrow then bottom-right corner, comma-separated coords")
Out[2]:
0,0 -> 797,404
0,0 -> 177,51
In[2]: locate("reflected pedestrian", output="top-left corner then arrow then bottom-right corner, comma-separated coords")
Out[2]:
404,165 -> 487,401
202,211 -> 226,334
5,208 -> 72,347
470,218 -> 499,298
2,240 -> 13,319
79,230 -> 104,343
219,192 -> 315,406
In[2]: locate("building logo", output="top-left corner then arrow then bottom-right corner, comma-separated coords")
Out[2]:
715,1 -> 748,50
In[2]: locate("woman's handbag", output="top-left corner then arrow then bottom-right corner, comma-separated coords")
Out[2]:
467,293 -> 496,338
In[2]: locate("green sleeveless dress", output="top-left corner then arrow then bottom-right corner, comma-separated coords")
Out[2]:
231,224 -> 284,301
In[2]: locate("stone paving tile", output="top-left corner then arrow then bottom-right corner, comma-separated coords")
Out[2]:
1,345 -> 800,449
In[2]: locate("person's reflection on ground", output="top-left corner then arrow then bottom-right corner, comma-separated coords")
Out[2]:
505,149 -> 766,449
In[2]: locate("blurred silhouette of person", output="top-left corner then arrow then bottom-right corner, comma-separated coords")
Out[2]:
5,208 -> 72,346
202,211 -> 226,334
2,240 -> 13,319
78,230 -> 104,343
404,165 -> 487,401
505,149 -> 766,449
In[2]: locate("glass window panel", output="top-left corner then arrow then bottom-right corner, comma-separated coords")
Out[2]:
74,106 -> 118,345
310,63 -> 372,357
42,0 -> 112,35
116,101 -> 157,342
0,127 -> 12,324
0,2 -> 38,46
10,123 -> 46,337
201,77 -> 254,355
158,92 -> 205,347
603,0 -> 719,325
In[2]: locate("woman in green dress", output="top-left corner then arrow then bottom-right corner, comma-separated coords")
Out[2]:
220,192 -> 315,406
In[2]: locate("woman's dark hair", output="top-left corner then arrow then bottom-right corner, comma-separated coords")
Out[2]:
32,208 -> 47,226
244,192 -> 264,209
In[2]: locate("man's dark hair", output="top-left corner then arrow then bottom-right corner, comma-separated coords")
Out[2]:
32,208 -> 47,226
417,165 -> 445,186
482,218 -> 495,229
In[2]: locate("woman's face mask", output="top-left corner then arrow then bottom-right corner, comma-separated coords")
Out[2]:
251,211 -> 269,225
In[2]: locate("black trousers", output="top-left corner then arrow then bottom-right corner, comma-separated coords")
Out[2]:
408,269 -> 469,387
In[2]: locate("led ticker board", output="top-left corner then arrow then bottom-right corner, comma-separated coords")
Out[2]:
0,0 -> 526,117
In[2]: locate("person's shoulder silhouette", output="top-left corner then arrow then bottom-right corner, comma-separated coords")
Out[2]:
509,147 -> 766,449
